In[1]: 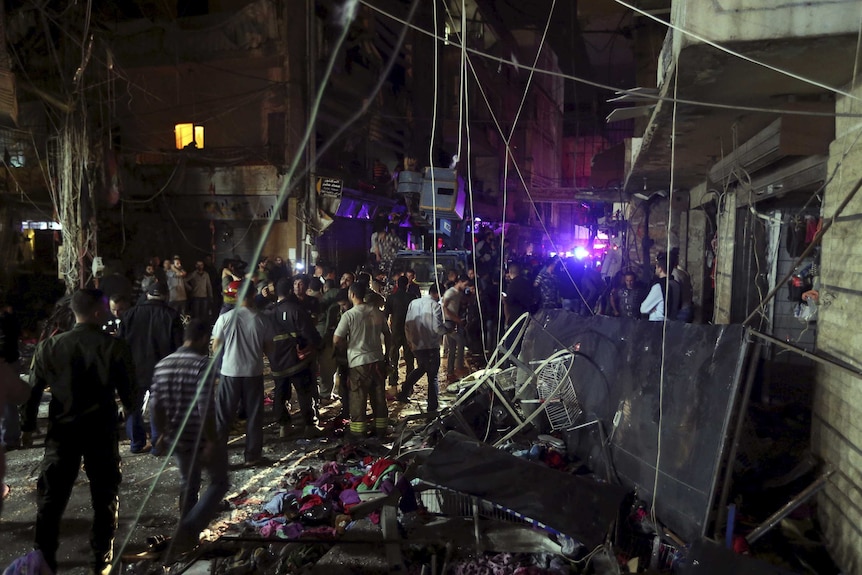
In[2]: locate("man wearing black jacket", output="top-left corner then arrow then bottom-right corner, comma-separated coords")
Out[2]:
118,282 -> 183,454
502,262 -> 534,328
383,275 -> 417,387
31,289 -> 137,575
267,278 -> 321,438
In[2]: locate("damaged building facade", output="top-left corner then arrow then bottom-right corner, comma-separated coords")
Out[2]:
620,0 -> 862,571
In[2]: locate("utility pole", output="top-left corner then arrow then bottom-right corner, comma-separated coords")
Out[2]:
54,119 -> 96,293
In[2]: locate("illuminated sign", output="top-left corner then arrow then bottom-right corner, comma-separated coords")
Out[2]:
21,221 -> 61,230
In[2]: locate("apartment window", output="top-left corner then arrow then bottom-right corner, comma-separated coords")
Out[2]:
0,129 -> 26,167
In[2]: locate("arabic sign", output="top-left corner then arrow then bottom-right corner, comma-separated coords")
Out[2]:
316,177 -> 343,198
172,195 -> 280,221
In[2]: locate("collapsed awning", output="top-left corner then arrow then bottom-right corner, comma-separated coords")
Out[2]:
418,430 -> 628,549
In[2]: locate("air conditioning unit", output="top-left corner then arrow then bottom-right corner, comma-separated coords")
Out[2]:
419,167 -> 465,220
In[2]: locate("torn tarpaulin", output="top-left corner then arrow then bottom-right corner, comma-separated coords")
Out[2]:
518,311 -> 749,542
417,431 -> 627,549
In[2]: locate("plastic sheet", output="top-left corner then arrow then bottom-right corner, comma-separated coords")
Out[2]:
519,311 -> 749,543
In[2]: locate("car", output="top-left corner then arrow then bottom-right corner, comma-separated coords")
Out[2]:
390,250 -> 472,293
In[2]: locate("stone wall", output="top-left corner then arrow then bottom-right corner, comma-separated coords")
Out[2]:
812,83 -> 862,575
713,192 -> 736,324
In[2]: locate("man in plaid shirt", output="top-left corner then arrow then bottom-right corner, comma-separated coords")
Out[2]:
151,319 -> 228,556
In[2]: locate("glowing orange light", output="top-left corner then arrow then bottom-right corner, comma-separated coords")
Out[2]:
174,124 -> 204,149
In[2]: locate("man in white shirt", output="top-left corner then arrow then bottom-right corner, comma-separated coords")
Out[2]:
212,282 -> 273,466
397,283 -> 446,411
640,253 -> 680,322
333,282 -> 391,441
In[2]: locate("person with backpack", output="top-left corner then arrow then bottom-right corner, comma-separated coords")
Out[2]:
640,252 -> 681,321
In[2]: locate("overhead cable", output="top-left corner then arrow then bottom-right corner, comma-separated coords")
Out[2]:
359,0 -> 862,119
651,66 -> 680,525
460,42 -> 595,314
443,0 -> 557,355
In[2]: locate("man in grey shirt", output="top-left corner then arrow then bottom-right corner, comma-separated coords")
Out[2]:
212,282 -> 273,466
333,282 -> 390,442
166,255 -> 189,317
442,274 -> 469,379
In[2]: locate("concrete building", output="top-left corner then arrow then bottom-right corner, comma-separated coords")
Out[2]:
108,0 -> 433,271
0,0 -> 430,281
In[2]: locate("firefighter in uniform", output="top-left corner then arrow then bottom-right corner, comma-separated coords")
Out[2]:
267,278 -> 322,438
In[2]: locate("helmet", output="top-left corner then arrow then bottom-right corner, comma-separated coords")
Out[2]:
224,280 -> 241,297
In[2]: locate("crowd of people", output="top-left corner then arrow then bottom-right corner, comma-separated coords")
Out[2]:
0,239 -> 696,573
0,252 -> 457,573
461,230 -> 696,333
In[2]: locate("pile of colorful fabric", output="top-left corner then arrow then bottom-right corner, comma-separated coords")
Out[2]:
244,457 -> 406,539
